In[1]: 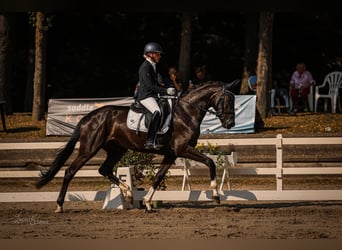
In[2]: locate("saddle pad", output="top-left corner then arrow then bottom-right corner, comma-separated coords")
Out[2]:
126,109 -> 171,134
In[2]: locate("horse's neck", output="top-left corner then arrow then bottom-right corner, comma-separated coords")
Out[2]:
183,85 -> 219,107
177,85 -> 219,122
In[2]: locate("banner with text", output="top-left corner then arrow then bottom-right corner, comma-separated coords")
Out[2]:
46,95 -> 255,136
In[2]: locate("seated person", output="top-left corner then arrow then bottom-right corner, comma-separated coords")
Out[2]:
271,80 -> 292,115
162,66 -> 183,92
289,62 -> 315,112
271,70 -> 293,115
188,65 -> 212,90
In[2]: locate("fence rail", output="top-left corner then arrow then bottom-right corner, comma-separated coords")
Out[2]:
0,134 -> 342,204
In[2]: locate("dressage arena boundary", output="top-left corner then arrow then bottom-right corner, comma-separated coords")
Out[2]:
0,134 -> 342,207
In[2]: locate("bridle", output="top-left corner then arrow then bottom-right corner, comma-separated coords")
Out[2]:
180,85 -> 235,120
213,87 -> 235,121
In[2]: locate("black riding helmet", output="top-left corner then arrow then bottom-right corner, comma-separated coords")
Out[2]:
143,42 -> 164,55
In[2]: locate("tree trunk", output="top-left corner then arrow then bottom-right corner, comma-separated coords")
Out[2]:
178,12 -> 193,91
256,11 -> 274,120
24,25 -> 35,112
0,13 -> 13,115
240,13 -> 259,94
32,12 -> 47,121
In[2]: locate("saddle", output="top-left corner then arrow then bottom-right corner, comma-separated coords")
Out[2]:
127,98 -> 172,134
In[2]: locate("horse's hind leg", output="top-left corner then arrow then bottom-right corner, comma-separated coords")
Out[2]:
56,152 -> 96,213
98,147 -> 133,205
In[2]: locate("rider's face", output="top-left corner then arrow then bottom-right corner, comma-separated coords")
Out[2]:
152,52 -> 161,63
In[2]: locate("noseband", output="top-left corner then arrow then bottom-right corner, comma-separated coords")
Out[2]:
213,87 -> 235,121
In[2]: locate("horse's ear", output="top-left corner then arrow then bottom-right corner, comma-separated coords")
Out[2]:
224,79 -> 240,93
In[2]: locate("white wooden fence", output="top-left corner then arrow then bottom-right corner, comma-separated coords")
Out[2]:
0,134 -> 342,205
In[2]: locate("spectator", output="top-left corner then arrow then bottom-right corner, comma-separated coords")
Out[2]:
289,62 -> 315,113
162,66 -> 183,92
271,70 -> 293,115
189,65 -> 212,90
271,81 -> 293,115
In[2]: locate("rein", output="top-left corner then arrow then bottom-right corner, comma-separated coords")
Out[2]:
179,86 -> 235,119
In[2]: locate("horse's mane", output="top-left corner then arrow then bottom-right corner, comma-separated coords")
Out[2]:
181,81 -> 224,100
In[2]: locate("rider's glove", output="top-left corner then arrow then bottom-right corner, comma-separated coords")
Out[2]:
167,88 -> 176,96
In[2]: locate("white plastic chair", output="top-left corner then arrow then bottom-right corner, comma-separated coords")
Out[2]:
314,71 -> 342,113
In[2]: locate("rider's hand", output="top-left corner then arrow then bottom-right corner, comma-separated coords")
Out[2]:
167,88 -> 176,96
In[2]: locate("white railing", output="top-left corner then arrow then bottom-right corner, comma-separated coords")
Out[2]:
197,134 -> 342,191
0,134 -> 342,204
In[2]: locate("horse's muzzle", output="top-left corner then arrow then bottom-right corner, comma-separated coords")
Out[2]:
223,118 -> 235,129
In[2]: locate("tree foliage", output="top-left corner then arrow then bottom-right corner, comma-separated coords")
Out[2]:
2,12 -> 341,114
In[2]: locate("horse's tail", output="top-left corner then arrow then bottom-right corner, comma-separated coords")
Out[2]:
36,122 -> 81,189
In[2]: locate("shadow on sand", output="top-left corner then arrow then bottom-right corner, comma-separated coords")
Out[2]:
2,127 -> 41,133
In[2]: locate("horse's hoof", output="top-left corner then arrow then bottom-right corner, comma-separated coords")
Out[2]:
55,205 -> 63,213
143,201 -> 155,212
213,196 -> 220,204
123,200 -> 134,209
144,208 -> 156,213
124,197 -> 133,205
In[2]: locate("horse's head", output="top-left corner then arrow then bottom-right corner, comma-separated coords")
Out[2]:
180,81 -> 237,129
211,81 -> 237,129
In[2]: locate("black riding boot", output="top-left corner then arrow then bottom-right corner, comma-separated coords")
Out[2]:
145,111 -> 163,149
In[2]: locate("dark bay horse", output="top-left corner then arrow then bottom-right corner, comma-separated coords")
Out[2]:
36,81 -> 236,212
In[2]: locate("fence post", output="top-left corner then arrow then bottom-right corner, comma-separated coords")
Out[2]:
276,134 -> 284,191
181,159 -> 192,191
102,166 -> 140,209
219,152 -> 238,191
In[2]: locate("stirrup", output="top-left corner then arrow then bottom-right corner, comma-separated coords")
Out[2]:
153,143 -> 164,150
144,141 -> 155,149
144,141 -> 164,150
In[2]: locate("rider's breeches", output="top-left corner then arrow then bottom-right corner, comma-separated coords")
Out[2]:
140,97 -> 161,114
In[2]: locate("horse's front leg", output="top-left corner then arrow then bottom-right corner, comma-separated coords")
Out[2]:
143,154 -> 176,211
180,145 -> 220,204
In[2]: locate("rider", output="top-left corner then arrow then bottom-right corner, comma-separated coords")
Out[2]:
136,42 -> 176,149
